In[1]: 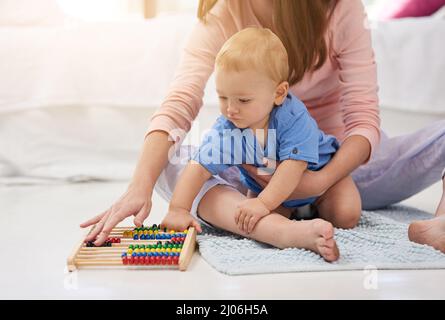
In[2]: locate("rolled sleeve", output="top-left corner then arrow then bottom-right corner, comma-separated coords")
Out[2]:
277,111 -> 320,166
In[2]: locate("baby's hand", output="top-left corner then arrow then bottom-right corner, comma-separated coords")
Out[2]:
235,198 -> 270,234
161,207 -> 202,233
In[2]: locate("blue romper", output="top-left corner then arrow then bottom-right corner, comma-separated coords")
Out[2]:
192,93 -> 340,208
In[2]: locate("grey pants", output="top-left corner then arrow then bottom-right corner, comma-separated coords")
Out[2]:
352,119 -> 445,210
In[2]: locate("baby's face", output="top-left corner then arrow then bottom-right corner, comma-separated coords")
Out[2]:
215,68 -> 278,130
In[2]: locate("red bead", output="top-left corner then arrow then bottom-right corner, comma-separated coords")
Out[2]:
144,256 -> 150,265
122,257 -> 128,265
116,238 -> 121,243
155,256 -> 161,265
149,256 -> 155,264
129,257 -> 134,265
134,256 -> 139,265
161,257 -> 167,265
173,256 -> 179,265
167,257 -> 172,265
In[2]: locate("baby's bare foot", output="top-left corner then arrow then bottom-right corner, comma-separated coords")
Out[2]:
408,216 -> 445,253
284,218 -> 340,262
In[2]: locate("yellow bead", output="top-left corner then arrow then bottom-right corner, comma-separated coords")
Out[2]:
148,230 -> 153,235
155,248 -> 160,253
134,249 -> 140,254
184,229 -> 188,234
143,230 -> 148,235
145,248 -> 150,253
127,249 -> 133,255
166,248 -> 171,253
169,230 -> 175,234
154,230 -> 158,235
172,248 -> 177,253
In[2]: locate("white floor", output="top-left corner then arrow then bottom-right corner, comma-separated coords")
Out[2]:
0,179 -> 444,300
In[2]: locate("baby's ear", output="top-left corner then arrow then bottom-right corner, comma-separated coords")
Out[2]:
274,81 -> 289,104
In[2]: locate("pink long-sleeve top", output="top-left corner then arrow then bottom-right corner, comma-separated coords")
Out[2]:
146,0 -> 381,159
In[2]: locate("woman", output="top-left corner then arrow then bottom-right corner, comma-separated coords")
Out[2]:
81,0 -> 445,253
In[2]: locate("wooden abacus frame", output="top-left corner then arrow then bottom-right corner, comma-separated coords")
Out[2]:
67,225 -> 197,272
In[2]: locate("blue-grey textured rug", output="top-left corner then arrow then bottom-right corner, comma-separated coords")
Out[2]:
196,205 -> 445,275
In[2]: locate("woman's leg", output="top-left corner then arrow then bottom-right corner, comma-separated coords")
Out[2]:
313,175 -> 362,229
351,120 -> 445,210
197,185 -> 340,262
352,120 -> 445,252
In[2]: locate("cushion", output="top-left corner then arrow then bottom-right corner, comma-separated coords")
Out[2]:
380,0 -> 445,20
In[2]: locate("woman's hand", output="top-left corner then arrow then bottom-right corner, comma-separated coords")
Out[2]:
241,158 -> 328,199
80,184 -> 153,246
161,207 -> 202,233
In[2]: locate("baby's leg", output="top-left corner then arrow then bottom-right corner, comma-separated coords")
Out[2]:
197,185 -> 340,261
314,175 -> 362,229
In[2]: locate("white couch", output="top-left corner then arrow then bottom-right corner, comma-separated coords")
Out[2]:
0,12 -> 444,184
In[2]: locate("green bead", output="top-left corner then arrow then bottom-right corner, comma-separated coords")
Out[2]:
129,245 -> 134,249
140,244 -> 145,249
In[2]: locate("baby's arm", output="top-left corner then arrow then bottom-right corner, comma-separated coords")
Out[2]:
235,160 -> 307,233
161,160 -> 212,233
258,159 -> 307,211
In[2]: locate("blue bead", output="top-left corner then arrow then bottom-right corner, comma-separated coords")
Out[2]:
132,253 -> 136,257
133,235 -> 138,240
121,253 -> 127,257
142,252 -> 147,257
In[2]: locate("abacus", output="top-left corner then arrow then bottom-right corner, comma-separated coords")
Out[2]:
67,224 -> 197,271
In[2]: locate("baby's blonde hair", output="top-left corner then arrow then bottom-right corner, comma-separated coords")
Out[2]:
215,27 -> 289,84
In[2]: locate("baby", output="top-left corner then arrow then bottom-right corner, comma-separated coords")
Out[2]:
161,27 -> 361,261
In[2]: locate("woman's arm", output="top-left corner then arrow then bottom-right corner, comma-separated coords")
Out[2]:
81,131 -> 175,245
241,135 -> 370,199
145,1 -> 234,138
315,135 -> 370,193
